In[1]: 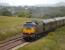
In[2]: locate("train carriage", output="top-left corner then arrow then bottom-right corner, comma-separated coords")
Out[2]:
55,17 -> 65,27
62,17 -> 65,25
42,19 -> 56,32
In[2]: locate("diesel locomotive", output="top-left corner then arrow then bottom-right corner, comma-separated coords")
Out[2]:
22,17 -> 65,40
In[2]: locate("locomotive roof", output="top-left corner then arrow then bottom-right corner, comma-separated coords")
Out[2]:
25,21 -> 37,25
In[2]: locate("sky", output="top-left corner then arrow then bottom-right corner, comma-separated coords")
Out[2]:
0,0 -> 65,6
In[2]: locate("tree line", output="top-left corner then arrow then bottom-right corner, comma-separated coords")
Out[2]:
0,6 -> 65,18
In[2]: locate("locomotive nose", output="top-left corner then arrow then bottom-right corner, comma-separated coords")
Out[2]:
22,27 -> 36,35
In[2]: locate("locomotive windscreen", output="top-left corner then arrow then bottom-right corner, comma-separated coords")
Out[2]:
24,23 -> 34,27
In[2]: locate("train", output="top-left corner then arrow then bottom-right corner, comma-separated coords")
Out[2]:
22,17 -> 65,40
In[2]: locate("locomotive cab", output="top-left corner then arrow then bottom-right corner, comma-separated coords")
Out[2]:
22,21 -> 44,40
22,22 -> 37,36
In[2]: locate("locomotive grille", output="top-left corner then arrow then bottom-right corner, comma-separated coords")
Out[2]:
22,27 -> 36,35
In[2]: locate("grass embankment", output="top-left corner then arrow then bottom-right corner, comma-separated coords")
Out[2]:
17,26 -> 65,50
0,16 -> 31,41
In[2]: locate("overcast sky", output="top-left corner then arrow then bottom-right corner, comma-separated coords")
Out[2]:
0,0 -> 65,6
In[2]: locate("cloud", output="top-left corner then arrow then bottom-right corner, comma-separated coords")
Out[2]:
0,0 -> 65,6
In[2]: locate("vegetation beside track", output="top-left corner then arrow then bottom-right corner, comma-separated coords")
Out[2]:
17,26 -> 65,50
0,16 -> 31,41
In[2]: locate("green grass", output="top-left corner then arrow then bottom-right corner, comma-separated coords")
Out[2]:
0,16 -> 31,41
17,26 -> 65,50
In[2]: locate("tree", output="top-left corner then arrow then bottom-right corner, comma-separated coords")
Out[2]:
0,8 -> 12,16
17,9 -> 32,18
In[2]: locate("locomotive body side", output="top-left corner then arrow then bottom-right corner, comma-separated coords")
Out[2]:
22,21 -> 44,40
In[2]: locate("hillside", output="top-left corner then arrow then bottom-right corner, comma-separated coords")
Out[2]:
0,2 -> 65,18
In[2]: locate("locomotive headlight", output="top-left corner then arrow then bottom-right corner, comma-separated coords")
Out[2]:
31,28 -> 35,33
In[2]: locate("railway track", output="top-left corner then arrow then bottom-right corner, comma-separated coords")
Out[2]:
0,35 -> 27,50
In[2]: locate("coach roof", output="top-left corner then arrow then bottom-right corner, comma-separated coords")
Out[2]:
42,17 -> 65,23
42,19 -> 55,23
55,17 -> 65,21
